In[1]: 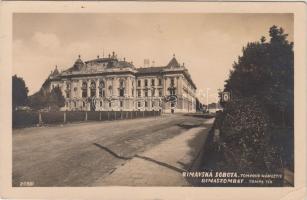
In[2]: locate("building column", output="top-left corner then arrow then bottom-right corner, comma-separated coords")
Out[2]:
125,77 -> 129,97
178,76 -> 183,96
78,80 -> 82,98
112,77 -> 116,97
96,79 -> 99,98
87,79 -> 91,97
163,77 -> 167,96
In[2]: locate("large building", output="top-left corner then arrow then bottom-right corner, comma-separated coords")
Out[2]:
46,52 -> 197,113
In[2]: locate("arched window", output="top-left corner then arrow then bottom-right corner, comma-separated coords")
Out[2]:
65,83 -> 71,98
119,79 -> 125,97
82,82 -> 87,98
170,78 -> 175,86
90,81 -> 96,97
99,80 -> 105,97
108,85 -> 113,96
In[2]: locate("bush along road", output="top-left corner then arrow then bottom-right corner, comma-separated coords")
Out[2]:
197,26 -> 294,187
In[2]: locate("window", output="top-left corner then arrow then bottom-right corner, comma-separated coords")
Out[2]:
82,82 -> 87,98
137,90 -> 141,97
169,88 -> 176,96
144,79 -> 148,87
152,89 -> 155,97
119,79 -> 125,97
170,78 -> 175,86
120,80 -> 124,87
152,101 -> 155,107
119,88 -> 125,97
66,91 -> 70,98
90,81 -> 96,97
74,101 -> 76,107
66,83 -> 71,98
83,102 -> 85,107
151,79 -> 155,86
120,101 -> 123,107
109,102 -> 112,107
100,101 -> 102,107
108,85 -> 113,96
132,89 -> 134,97
138,102 -> 141,107
158,79 -> 162,86
144,90 -> 148,97
159,89 -> 162,97
145,101 -> 148,107
138,80 -> 141,87
99,81 -> 105,97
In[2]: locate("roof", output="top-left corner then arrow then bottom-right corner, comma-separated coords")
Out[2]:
85,58 -> 115,64
136,66 -> 166,74
49,54 -> 197,89
167,57 -> 180,68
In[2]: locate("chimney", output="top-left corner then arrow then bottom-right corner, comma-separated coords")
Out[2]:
144,59 -> 150,67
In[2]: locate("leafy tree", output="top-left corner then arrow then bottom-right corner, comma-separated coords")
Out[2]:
12,75 -> 29,110
29,86 -> 65,111
48,86 -> 65,109
224,25 -> 293,126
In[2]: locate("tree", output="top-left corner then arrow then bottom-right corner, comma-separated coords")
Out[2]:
47,86 -> 65,110
29,86 -> 65,111
224,25 -> 293,126
12,75 -> 29,110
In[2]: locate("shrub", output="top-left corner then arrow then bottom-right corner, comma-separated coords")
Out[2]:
66,111 -> 86,122
13,111 -> 39,128
41,111 -> 64,124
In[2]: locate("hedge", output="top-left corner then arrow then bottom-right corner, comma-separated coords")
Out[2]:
12,111 -> 39,128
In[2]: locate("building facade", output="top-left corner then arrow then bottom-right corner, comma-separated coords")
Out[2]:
46,52 -> 197,113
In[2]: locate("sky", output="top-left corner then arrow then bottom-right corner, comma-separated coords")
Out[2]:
13,13 -> 293,104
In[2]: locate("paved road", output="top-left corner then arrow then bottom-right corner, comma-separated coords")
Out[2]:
13,114 -> 212,187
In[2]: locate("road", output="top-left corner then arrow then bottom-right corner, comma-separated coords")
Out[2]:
13,114 -> 213,186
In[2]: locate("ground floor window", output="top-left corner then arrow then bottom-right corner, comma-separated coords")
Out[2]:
109,102 -> 112,108
145,101 -> 148,107
171,102 -> 175,107
120,101 -> 123,107
100,101 -> 103,107
138,102 -> 141,107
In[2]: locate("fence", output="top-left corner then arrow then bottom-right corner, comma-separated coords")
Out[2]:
13,110 -> 161,128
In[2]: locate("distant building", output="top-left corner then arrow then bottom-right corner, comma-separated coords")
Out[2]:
45,52 -> 197,113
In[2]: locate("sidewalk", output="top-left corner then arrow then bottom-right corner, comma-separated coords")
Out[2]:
94,118 -> 214,186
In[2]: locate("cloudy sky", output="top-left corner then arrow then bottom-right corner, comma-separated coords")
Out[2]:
13,13 -> 293,103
